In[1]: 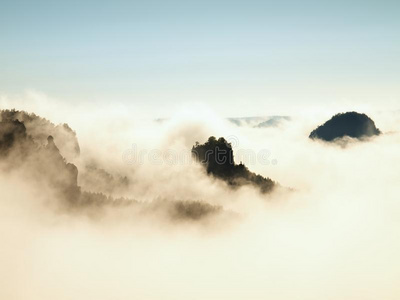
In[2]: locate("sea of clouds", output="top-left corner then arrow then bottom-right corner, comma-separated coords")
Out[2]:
1,91 -> 400,299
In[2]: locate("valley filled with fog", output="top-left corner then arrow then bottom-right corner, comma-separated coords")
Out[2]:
1,95 -> 400,300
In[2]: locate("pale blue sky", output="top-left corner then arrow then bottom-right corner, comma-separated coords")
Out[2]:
1,0 -> 399,115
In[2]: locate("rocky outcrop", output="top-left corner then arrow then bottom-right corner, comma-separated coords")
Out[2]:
0,109 -> 80,162
192,136 -> 275,193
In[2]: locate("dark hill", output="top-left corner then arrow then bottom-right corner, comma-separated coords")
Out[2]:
309,112 -> 381,141
192,136 -> 275,193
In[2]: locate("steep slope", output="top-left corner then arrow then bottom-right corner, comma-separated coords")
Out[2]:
0,109 -> 80,161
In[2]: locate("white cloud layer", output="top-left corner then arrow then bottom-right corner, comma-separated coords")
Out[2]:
1,92 -> 400,299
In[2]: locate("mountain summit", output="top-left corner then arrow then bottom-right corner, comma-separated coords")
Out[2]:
309,112 -> 381,142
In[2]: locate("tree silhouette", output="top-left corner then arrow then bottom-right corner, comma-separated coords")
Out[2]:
192,136 -> 275,193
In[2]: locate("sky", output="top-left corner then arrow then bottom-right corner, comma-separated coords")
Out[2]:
1,0 -> 399,116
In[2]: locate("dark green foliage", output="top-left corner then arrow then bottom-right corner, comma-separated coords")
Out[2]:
192,136 -> 275,193
0,120 -> 28,156
169,200 -> 222,221
192,137 -> 235,177
309,112 -> 381,141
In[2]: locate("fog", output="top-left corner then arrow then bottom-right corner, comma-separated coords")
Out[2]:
1,92 -> 400,299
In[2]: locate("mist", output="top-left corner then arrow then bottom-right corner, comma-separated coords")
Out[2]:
1,93 -> 400,299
